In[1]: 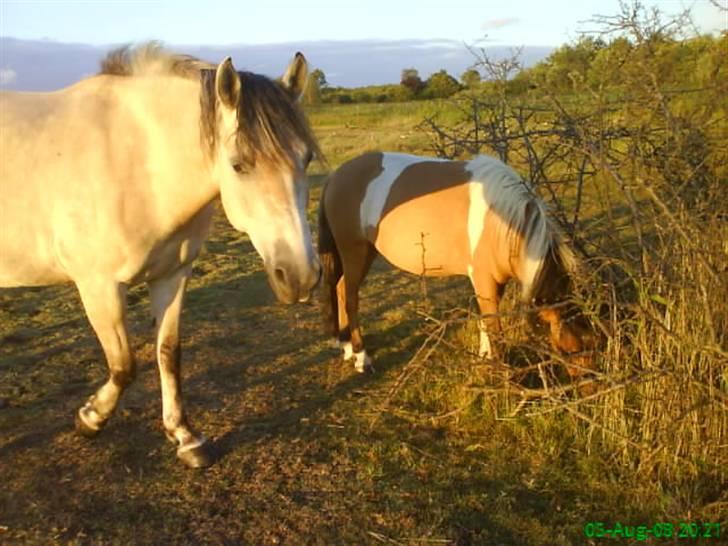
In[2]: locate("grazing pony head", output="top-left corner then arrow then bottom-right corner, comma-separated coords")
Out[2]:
450,154 -> 599,375
526,234 -> 598,377
465,154 -> 599,374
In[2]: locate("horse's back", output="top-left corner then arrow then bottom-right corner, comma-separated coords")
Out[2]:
324,152 -> 473,276
0,78 -> 146,287
0,91 -> 79,285
1,75 -> 214,289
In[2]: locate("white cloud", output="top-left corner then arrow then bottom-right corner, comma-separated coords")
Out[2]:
481,17 -> 520,30
410,40 -> 461,50
0,68 -> 17,87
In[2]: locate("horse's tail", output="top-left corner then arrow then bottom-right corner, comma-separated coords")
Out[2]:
318,181 -> 342,338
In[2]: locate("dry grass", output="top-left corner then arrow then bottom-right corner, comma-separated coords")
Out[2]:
1,29 -> 727,542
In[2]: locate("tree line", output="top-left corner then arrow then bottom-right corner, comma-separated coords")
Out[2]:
303,66 -> 480,105
303,29 -> 725,106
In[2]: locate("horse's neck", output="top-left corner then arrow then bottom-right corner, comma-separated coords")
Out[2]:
529,249 -> 570,305
122,76 -> 220,228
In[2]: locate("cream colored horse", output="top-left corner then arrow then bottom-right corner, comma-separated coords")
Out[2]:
0,44 -> 322,467
319,152 -> 596,374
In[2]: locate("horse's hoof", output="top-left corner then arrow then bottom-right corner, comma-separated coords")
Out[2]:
74,409 -> 101,438
353,351 -> 373,373
177,441 -> 216,468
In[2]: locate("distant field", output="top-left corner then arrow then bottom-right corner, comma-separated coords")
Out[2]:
306,100 -> 455,168
0,96 -> 724,545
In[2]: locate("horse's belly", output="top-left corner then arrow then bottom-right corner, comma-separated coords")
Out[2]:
0,209 -> 69,287
0,242 -> 70,287
374,201 -> 469,277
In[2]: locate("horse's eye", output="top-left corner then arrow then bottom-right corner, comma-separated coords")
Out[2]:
231,162 -> 247,174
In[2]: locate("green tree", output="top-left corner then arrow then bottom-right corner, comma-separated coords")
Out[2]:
400,68 -> 425,95
310,68 -> 327,89
425,69 -> 462,98
539,35 -> 607,91
460,69 -> 481,88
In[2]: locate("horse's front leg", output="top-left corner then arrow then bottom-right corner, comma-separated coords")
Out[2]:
75,281 -> 135,436
149,266 -> 214,468
470,274 -> 505,359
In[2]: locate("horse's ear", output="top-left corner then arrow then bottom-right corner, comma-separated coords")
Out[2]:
215,56 -> 241,109
281,52 -> 308,101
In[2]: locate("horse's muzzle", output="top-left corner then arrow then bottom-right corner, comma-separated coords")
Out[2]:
265,258 -> 321,304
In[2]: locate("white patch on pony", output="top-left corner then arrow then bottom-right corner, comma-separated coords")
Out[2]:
353,350 -> 372,373
360,153 -> 447,232
341,341 -> 354,360
467,181 -> 488,259
465,155 -> 554,300
478,320 -> 493,358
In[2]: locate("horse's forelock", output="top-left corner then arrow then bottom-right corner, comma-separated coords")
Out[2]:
528,230 -> 578,306
198,71 -> 322,169
232,72 -> 322,170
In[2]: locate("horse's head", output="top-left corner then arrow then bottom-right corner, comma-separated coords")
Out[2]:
534,305 -> 599,377
527,243 -> 599,378
202,54 -> 321,303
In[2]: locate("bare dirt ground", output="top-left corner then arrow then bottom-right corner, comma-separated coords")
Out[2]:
1,191 -> 618,546
4,109 -> 721,544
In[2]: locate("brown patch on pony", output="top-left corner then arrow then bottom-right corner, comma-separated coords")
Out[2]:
376,160 -> 473,276
380,160 -> 471,219
322,152 -> 385,245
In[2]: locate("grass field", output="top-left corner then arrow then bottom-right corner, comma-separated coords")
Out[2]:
1,99 -> 725,546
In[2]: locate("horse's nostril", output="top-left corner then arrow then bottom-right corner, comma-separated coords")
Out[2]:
274,267 -> 287,285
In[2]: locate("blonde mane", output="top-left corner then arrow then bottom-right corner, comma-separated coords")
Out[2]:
100,42 -> 213,79
99,43 -> 322,169
466,155 -> 577,301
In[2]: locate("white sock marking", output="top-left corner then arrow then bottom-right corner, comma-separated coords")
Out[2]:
341,341 -> 354,360
353,350 -> 372,372
478,327 -> 493,358
177,435 -> 207,453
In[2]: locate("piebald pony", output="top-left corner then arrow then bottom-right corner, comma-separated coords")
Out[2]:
319,152 -> 595,374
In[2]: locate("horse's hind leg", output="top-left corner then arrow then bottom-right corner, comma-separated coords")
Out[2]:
149,266 -> 214,468
75,280 -> 136,436
339,242 -> 377,372
335,277 -> 351,355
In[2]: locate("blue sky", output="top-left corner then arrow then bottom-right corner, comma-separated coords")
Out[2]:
1,0 -> 724,47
